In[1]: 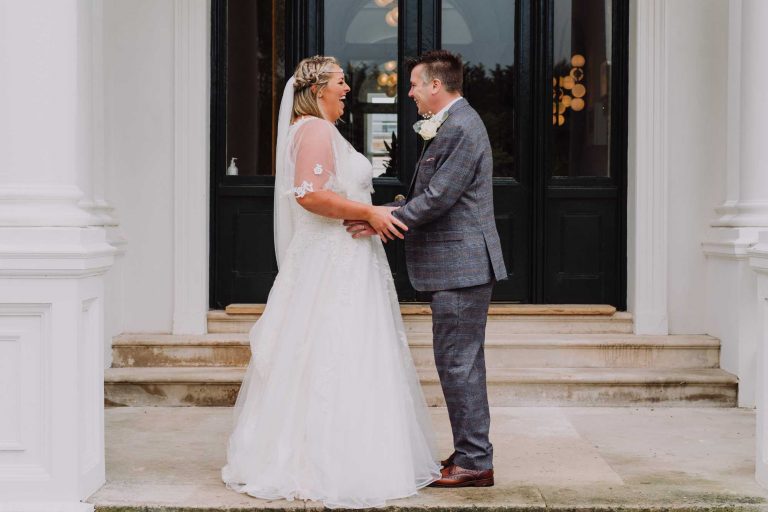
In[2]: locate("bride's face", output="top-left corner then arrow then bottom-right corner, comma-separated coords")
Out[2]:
316,65 -> 351,123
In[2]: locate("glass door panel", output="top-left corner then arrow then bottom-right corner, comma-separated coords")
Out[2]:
442,0 -> 517,179
324,0 -> 399,176
551,0 -> 612,178
225,0 -> 286,177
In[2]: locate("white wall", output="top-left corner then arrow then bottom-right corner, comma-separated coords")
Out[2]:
665,0 -> 728,334
103,0 -> 175,333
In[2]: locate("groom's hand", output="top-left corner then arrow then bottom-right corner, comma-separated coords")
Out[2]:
343,220 -> 378,240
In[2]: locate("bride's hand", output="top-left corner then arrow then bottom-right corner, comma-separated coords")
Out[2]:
366,206 -> 408,241
344,220 -> 378,239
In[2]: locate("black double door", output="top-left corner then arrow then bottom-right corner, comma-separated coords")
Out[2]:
210,0 -> 627,308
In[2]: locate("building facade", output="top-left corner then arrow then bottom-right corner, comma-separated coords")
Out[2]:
1,0 -> 768,510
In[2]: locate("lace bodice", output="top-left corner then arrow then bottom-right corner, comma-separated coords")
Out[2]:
285,118 -> 380,232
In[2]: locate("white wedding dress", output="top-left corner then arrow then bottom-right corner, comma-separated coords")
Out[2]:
221,98 -> 440,507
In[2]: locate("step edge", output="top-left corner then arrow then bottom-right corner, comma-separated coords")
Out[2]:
223,304 -> 622,316
206,314 -> 636,323
113,333 -> 720,348
105,367 -> 738,385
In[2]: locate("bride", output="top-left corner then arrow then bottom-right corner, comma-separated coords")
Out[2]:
221,56 -> 441,508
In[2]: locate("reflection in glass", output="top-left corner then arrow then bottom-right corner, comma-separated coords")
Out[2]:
442,0 -> 516,178
225,0 -> 285,176
552,0 -> 611,177
325,0 -> 399,177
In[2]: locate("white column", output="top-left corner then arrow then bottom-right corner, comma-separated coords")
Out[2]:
0,1 -> 114,510
172,0 -> 210,334
750,233 -> 768,487
703,0 -> 768,407
628,0 -> 669,334
741,0 -> 768,489
713,0 -> 768,228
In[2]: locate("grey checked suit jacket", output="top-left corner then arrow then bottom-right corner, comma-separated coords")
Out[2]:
393,98 -> 508,292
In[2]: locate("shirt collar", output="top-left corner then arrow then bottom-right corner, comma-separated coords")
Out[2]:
433,96 -> 463,122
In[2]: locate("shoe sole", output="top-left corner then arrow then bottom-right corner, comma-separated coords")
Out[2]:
430,477 -> 495,488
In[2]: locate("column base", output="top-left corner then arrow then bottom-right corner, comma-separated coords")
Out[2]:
712,200 -> 768,228
0,226 -> 113,507
703,227 -> 763,407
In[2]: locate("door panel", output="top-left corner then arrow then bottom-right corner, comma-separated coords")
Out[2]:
544,194 -> 617,303
213,189 -> 276,306
210,0 -> 286,307
543,0 -> 626,307
439,0 -> 529,301
210,0 -> 628,309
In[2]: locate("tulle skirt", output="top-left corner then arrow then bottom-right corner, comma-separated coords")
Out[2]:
221,227 -> 440,508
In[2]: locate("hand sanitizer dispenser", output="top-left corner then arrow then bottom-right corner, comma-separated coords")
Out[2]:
227,157 -> 239,176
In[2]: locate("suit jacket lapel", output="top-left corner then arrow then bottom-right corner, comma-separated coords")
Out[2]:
407,138 -> 433,198
405,99 -> 468,199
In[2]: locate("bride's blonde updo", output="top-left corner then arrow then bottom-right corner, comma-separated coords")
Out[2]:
292,55 -> 341,122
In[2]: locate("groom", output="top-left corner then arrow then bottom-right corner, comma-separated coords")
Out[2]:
347,50 -> 507,487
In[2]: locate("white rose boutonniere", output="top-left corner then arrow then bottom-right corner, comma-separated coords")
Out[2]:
413,117 -> 443,141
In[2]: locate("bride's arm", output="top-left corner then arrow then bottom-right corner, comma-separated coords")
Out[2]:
297,192 -> 406,241
293,120 -> 407,240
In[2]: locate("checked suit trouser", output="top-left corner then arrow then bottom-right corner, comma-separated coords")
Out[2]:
429,280 -> 495,471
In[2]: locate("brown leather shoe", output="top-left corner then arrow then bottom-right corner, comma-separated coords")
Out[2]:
429,464 -> 494,488
440,452 -> 456,468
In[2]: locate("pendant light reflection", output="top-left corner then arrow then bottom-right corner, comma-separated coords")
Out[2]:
374,0 -> 398,96
377,60 -> 398,97
385,6 -> 398,27
553,54 -> 586,126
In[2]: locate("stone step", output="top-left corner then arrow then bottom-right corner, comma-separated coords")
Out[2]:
225,303 -> 619,315
112,333 -> 251,368
111,332 -> 721,369
207,308 -> 634,334
104,366 -> 738,408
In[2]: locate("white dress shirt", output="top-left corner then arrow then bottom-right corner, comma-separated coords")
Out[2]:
433,96 -> 463,121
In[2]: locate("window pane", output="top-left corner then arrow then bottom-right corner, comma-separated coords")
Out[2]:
552,0 -> 611,178
442,0 -> 516,179
225,0 -> 286,176
324,0 -> 399,177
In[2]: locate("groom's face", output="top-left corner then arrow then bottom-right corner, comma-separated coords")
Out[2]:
409,64 -> 434,117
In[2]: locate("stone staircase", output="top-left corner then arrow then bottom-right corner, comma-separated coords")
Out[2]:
104,305 -> 738,407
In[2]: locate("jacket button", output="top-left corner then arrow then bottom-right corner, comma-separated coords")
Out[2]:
394,194 -> 406,202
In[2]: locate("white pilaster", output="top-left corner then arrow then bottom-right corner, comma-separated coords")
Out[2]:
172,0 -> 210,335
0,1 -> 114,510
628,0 -> 669,334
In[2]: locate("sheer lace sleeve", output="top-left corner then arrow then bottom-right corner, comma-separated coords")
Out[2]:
291,119 -> 338,198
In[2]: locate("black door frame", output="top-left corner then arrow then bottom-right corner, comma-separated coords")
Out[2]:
210,0 -> 628,309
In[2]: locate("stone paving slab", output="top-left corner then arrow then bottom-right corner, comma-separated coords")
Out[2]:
89,407 -> 768,511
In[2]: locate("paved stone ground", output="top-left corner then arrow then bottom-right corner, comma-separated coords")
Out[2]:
90,407 -> 768,511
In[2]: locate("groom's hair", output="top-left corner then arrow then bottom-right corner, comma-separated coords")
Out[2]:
408,50 -> 464,94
